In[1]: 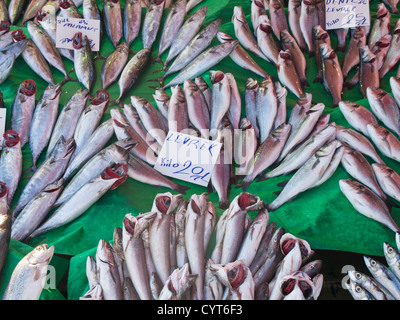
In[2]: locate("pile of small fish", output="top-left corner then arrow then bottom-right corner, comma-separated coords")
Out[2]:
345,232 -> 400,300
80,192 -> 324,300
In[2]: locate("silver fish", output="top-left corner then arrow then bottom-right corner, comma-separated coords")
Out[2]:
368,3 -> 391,49
29,83 -> 62,169
288,0 -> 306,51
244,78 -> 260,138
175,200 -> 187,268
383,242 -> 400,284
359,46 -> 380,98
379,19 -> 400,79
340,179 -> 400,233
8,0 -> 26,25
10,79 -> 37,148
20,0 -> 48,25
0,182 -> 10,274
101,42 -> 129,89
2,244 -> 54,300
268,0 -> 288,40
210,148 -> 231,209
390,76 -> 400,109
341,27 -> 366,80
226,73 -> 241,131
0,131 -> 22,206
277,50 -> 304,98
372,163 -> 400,203
123,0 -> 141,46
142,0 -> 165,49
167,85 -> 189,133
185,0 -> 202,12
235,118 -> 258,176
103,0 -> 123,48
72,33 -> 95,90
58,0 -> 82,19
348,269 -> 395,300
345,278 -> 375,300
299,0 -> 317,56
313,25 -> 331,84
152,89 -> 170,120
29,163 -> 128,238
158,263 -> 197,300
251,0 -> 266,35
256,15 -> 280,66
367,124 -> 400,163
209,70 -> 231,137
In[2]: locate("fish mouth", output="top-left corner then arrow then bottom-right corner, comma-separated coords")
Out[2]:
123,215 -> 137,234
375,38 -> 391,48
376,5 -> 389,19
21,79 -> 37,96
3,130 -> 20,147
281,277 -> 314,299
72,32 -> 83,49
260,23 -> 273,33
210,70 -> 225,84
35,10 -> 47,21
238,192 -> 258,210
303,0 -> 314,5
254,0 -> 264,8
11,29 -> 27,42
59,0 -> 71,9
155,196 -> 171,214
92,89 -> 110,108
227,264 -> 246,288
0,182 -> 7,199
0,20 -> 10,32
216,32 -> 232,42
279,51 -> 292,60
245,78 -> 259,90
101,163 -> 128,189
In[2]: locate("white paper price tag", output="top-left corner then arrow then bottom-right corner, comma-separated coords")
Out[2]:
0,108 -> 6,149
56,17 -> 101,51
325,0 -> 370,30
154,131 -> 222,187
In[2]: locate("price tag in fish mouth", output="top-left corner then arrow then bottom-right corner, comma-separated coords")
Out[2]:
0,109 -> 6,149
325,0 -> 370,30
56,17 -> 101,51
154,131 -> 222,187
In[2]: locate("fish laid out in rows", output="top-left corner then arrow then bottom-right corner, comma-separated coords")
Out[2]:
80,192 -> 324,300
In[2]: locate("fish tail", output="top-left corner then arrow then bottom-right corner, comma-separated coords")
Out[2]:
385,197 -> 400,212
151,56 -> 164,65
172,183 -> 191,195
313,74 -> 322,84
256,173 -> 269,183
236,177 -> 253,191
301,77 -> 310,87
60,75 -> 78,87
218,199 -> 230,210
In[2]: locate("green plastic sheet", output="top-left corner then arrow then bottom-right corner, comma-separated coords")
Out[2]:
0,0 -> 399,299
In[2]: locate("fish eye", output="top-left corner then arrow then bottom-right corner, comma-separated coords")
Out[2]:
356,272 -> 362,279
371,260 -> 377,267
355,285 -> 362,293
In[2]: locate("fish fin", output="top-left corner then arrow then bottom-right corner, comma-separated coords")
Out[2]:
313,75 -> 322,84
60,75 -> 78,87
276,179 -> 289,188
256,174 -> 269,182
173,183 -> 191,195
219,199 -> 230,209
385,197 -> 400,211
151,57 -> 164,65
273,190 -> 282,195
152,66 -> 168,74
302,78 -> 311,87
109,98 -> 123,108
22,165 -> 37,176
93,53 -> 106,60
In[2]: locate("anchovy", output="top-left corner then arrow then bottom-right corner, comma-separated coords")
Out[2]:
277,50 -> 303,98
268,0 -> 288,40
72,32 -> 95,90
101,42 -> 129,89
340,179 -> 400,233
348,269 -> 395,300
359,46 -> 380,98
367,124 -> 400,162
11,179 -> 64,242
167,85 -> 189,133
29,163 -> 128,238
0,131 -> 22,206
256,15 -> 280,66
10,79 -> 37,148
217,31 -> 268,78
46,87 -> 89,158
13,137 -> 76,217
20,0 -> 47,25
2,244 -> 54,300
209,70 -> 231,137
29,83 -> 62,169
313,25 -> 331,84
299,0 -> 317,56
142,0 -> 165,49
338,101 -> 378,138
123,0 -> 141,46
103,0 -> 122,48
342,27 -> 366,79
368,3 -> 391,49
372,163 -> 400,203
244,78 -> 260,138
288,0 -> 306,51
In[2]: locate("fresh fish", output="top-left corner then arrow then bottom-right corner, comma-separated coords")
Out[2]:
364,256 -> 400,299
226,73 -> 241,131
72,32 -> 95,90
341,146 -> 386,199
10,79 -> 37,148
58,0 -> 82,19
232,6 -> 268,61
210,149 -> 231,209
359,46 -> 380,98
367,124 -> 400,163
8,0 -> 26,25
209,70 -> 231,137
11,178 -> 64,242
345,278 -> 375,300
0,182 -> 10,274
163,18 -> 221,78
167,85 -> 189,133
101,42 -> 129,89
255,75 -> 278,144
162,41 -> 238,89
379,19 -> 400,79
122,212 -> 157,300
390,76 -> 400,108
158,263 -> 197,300
383,0 -> 399,14
338,101 -> 378,137
277,50 -> 303,98
142,0 -> 165,49
238,122 -> 290,189
314,0 -> 325,30
29,83 -> 62,169
288,93 -> 312,129
157,0 -> 187,59
313,25 -> 331,84
0,131 -> 22,206
13,137 -> 76,217
244,78 -> 260,138
267,140 -> 339,212
2,244 -> 54,300
251,0 -> 265,35
256,15 -> 280,66
341,27 -> 366,80
281,29 -> 309,87
20,0 -> 47,25
73,89 -> 110,155
217,31 -> 268,78
366,86 -> 400,138
185,0 -> 202,12
348,269 -> 395,300
29,163 -> 128,238
368,3 -> 391,49
96,239 -> 124,300
39,0 -> 60,16
268,0 -> 288,40
123,0 -> 141,46
195,76 -> 211,111
335,124 -> 384,164
235,118 -> 258,176
372,163 -> 400,203
117,48 -> 151,102
103,0 -> 123,48
280,271 -> 315,300
152,89 -> 170,120
46,87 -> 89,158
288,0 -> 306,51
299,0 -> 317,56
340,179 -> 400,233
204,201 -> 216,254
175,200 -> 187,268
383,242 -> 400,283
319,43 -> 343,106
27,20 -> 67,77
83,0 -> 101,22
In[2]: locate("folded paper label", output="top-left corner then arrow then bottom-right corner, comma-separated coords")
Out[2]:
154,131 -> 222,187
325,0 -> 370,30
0,108 -> 5,149
55,17 -> 101,51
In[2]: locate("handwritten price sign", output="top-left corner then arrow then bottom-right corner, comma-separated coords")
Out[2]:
325,0 -> 370,30
56,17 -> 101,51
154,131 -> 222,187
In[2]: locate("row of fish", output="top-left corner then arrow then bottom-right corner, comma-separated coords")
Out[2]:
80,192 -> 323,300
345,232 -> 400,300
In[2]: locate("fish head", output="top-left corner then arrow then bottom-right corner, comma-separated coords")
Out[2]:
239,118 -> 253,131
367,123 -> 389,140
277,50 -> 292,68
153,88 -> 170,103
92,89 -> 111,110
372,163 -> 395,180
0,181 -> 7,200
59,0 -> 72,10
383,242 -> 399,265
114,138 -> 137,153
28,244 -> 55,265
245,78 -> 259,91
101,163 -> 128,190
359,45 -> 376,62
376,3 -> 389,19
51,136 -> 76,159
20,79 -> 37,97
46,83 -> 63,100
209,70 -> 226,85
319,43 -> 336,59
339,178 -> 366,196
394,19 -> 400,34
43,178 -> 65,194
338,101 -> 358,114
170,264 -> 197,299
0,20 -> 10,33
347,269 -> 369,285
390,76 -> 400,94
11,29 -> 27,42
110,107 -> 128,128
216,31 -> 234,43
153,192 -> 183,216
374,34 -> 392,51
232,6 -> 246,24
96,239 -> 116,265
210,260 -> 248,290
3,130 -> 20,148
123,212 -> 157,238
280,233 -> 313,261
271,123 -> 292,140
253,0 -> 264,8
363,255 -> 385,275
35,10 -> 47,22
313,25 -> 329,41
257,15 -> 273,34
195,76 -> 209,90
280,271 -> 314,300
236,192 -> 264,212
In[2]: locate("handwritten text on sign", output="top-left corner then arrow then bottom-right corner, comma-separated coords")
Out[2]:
154,131 -> 222,187
0,109 -> 6,149
325,0 -> 370,30
56,18 -> 100,51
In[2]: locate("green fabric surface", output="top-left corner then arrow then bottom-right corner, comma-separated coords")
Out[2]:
0,0 -> 400,299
